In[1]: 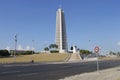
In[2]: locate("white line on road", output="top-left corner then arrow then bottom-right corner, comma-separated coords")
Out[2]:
2,63 -> 42,67
17,73 -> 39,77
2,71 -> 21,74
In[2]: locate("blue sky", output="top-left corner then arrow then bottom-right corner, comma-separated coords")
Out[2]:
0,0 -> 120,54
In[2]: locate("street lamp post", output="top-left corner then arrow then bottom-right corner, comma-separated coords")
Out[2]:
44,41 -> 48,53
31,40 -> 34,63
32,40 -> 34,55
14,34 -> 17,63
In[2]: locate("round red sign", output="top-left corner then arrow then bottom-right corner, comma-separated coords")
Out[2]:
94,46 -> 99,53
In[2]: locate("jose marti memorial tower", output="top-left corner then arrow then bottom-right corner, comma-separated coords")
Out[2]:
55,7 -> 68,53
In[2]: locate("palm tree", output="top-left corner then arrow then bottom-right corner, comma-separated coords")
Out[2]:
49,44 -> 58,53
49,44 -> 58,49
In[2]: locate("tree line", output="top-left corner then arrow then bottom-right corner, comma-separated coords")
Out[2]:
79,49 -> 92,55
44,44 -> 93,54
0,50 -> 10,57
0,49 -> 35,57
109,51 -> 120,56
44,44 -> 59,53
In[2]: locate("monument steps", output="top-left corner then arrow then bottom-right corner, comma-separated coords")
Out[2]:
68,53 -> 82,61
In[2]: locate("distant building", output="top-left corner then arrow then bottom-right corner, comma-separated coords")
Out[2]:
55,8 -> 68,53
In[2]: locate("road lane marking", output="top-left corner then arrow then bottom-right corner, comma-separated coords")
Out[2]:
17,73 -> 39,77
2,71 -> 21,74
2,63 -> 42,67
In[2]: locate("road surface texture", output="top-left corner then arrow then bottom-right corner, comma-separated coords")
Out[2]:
0,59 -> 120,80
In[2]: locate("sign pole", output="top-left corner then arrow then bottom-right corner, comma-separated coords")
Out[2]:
94,46 -> 100,73
96,52 -> 99,73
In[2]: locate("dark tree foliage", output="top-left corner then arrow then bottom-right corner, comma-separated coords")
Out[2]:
44,47 -> 49,51
20,51 -> 35,55
0,50 -> 10,57
80,49 -> 92,55
50,50 -> 59,53
109,51 -> 120,56
49,44 -> 59,53
49,44 -> 58,49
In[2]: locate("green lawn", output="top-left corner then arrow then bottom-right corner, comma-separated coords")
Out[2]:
0,53 -> 69,63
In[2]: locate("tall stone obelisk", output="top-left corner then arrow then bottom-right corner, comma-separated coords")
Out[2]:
55,8 -> 68,53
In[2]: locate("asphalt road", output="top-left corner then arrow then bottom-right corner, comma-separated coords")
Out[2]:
0,59 -> 120,80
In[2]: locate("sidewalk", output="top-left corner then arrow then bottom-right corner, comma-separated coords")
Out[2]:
59,66 -> 120,80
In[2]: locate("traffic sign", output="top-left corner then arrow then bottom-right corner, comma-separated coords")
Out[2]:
94,46 -> 99,53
